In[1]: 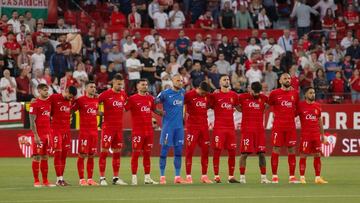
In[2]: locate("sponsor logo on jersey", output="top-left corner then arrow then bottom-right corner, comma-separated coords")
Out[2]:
281,101 -> 293,108
87,108 -> 97,114
59,106 -> 70,112
141,106 -> 151,112
173,99 -> 183,105
195,101 -> 207,108
42,110 -> 50,116
305,114 -> 317,121
221,102 -> 232,109
112,100 -> 123,108
249,102 -> 260,109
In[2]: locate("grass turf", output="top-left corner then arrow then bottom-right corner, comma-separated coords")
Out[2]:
0,157 -> 359,203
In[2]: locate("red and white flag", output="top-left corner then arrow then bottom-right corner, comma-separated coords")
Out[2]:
321,133 -> 337,157
17,133 -> 33,158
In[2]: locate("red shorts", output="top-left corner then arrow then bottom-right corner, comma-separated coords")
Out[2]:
300,133 -> 322,154
78,131 -> 98,155
186,127 -> 210,149
32,132 -> 51,156
271,128 -> 297,147
240,130 -> 266,153
132,134 -> 153,151
51,129 -> 71,151
212,128 -> 237,150
101,127 -> 123,150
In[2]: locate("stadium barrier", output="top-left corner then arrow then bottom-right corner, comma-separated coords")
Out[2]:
1,129 -> 359,158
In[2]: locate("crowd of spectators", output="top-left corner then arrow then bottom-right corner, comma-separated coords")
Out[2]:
0,0 -> 360,104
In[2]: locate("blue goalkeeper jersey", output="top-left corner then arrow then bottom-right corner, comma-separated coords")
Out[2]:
156,88 -> 185,130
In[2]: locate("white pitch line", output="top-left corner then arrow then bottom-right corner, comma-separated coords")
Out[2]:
1,195 -> 360,203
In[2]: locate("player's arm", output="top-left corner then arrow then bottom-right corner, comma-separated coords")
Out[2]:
234,105 -> 242,112
319,116 -> 326,143
153,109 -> 164,116
29,103 -> 41,145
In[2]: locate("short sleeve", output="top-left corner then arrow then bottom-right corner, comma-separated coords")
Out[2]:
232,92 -> 240,107
184,91 -> 191,105
98,91 -> 106,103
29,101 -> 37,115
268,91 -> 276,105
150,96 -> 156,111
71,98 -> 80,112
208,93 -> 215,109
155,91 -> 165,104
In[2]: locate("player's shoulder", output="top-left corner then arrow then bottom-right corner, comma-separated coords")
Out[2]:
259,94 -> 268,100
238,92 -> 250,99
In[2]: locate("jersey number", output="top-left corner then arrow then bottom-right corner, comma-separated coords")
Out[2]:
243,139 -> 249,146
103,135 -> 112,142
133,136 -> 141,143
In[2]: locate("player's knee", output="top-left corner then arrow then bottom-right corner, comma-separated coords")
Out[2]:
258,152 -> 265,159
288,147 -> 296,154
241,153 -> 248,159
101,148 -> 109,153
273,146 -> 280,153
88,154 -> 95,158
33,155 -> 41,161
78,153 -> 87,158
314,153 -> 321,157
41,155 -> 48,160
112,148 -> 121,153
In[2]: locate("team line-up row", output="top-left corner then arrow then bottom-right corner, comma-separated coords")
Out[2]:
28,73 -> 328,187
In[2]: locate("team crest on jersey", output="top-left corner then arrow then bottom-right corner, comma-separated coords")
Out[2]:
321,133 -> 337,157
291,96 -> 294,101
17,133 -> 33,158
315,109 -> 318,114
120,95 -> 124,100
230,98 -> 233,103
148,101 -> 151,106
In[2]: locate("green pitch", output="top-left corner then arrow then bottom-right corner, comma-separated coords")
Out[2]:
0,157 -> 359,203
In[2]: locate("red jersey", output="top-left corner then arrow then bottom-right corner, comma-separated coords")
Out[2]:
4,41 -> 20,51
196,15 -> 213,28
209,90 -> 239,129
125,93 -> 156,136
268,88 -> 299,129
350,76 -> 360,91
344,11 -> 358,24
322,16 -> 334,28
184,89 -> 209,128
29,98 -> 51,135
331,78 -> 345,93
111,12 -> 126,27
297,101 -> 321,137
72,96 -> 99,131
99,89 -> 127,129
50,94 -> 72,130
238,93 -> 268,131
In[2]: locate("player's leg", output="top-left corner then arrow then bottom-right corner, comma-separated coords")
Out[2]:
143,135 -> 157,184
159,144 -> 169,184
99,128 -> 111,185
258,152 -> 271,183
299,138 -> 308,184
185,129 -> 199,183
212,129 -> 223,183
239,131 -> 253,183
271,129 -> 283,183
131,135 -> 143,185
287,129 -> 298,183
227,130 -> 239,183
200,128 -> 212,183
312,140 -> 328,184
31,140 -> 42,187
77,132 -> 89,186
256,131 -> 270,183
239,153 -> 248,183
87,133 -> 99,186
61,132 -> 71,185
173,128 -> 186,184
51,131 -> 63,185
111,130 -> 126,185
39,136 -> 55,187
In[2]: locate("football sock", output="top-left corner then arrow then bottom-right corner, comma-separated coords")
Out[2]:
213,149 -> 221,176
240,167 -> 246,175
54,151 -> 62,177
299,157 -> 306,176
143,150 -> 151,174
87,157 -> 94,179
99,152 -> 108,177
185,145 -> 194,175
201,144 -> 209,175
112,152 -> 121,177
260,167 -> 266,175
77,156 -> 85,179
174,145 -> 183,177
99,151 -> 108,177
228,149 -> 236,176
61,149 -> 68,176
32,160 -> 40,182
40,160 -> 48,182
314,157 -> 321,176
288,154 -> 296,177
131,151 -> 140,175
271,152 -> 279,175
159,145 -> 169,176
